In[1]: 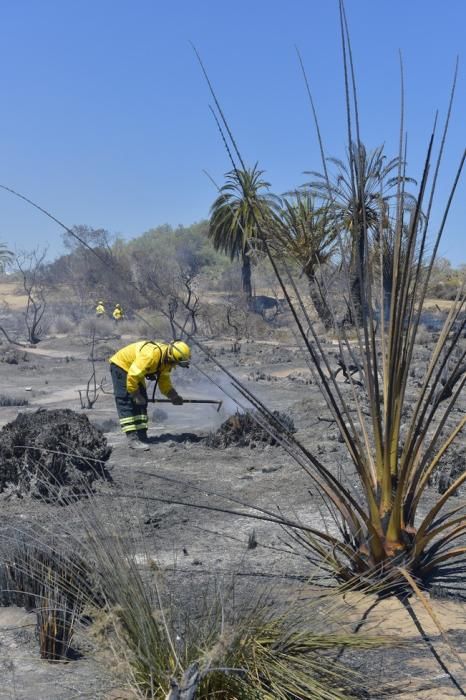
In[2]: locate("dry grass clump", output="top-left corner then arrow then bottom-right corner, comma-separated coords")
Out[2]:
0,530 -> 95,660
67,496 -> 398,699
0,393 -> 28,406
78,316 -> 118,340
50,313 -> 75,335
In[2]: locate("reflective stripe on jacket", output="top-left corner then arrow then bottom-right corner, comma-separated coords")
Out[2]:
109,341 -> 174,395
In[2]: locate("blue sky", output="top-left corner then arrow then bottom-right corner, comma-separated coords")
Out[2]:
0,0 -> 464,263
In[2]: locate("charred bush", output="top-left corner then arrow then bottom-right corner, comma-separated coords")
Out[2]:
0,344 -> 28,364
0,394 -> 28,406
205,410 -> 295,449
0,408 -> 112,500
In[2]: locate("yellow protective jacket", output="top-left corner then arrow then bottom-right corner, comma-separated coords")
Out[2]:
96,304 -> 105,316
113,307 -> 123,320
109,341 -> 175,395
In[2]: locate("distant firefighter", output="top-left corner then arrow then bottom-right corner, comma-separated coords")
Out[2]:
95,301 -> 105,317
112,303 -> 123,322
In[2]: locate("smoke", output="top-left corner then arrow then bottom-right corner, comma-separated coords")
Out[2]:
156,365 -> 248,432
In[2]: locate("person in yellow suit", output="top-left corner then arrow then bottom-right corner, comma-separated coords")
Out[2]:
112,303 -> 123,322
109,340 -> 191,450
95,301 -> 105,317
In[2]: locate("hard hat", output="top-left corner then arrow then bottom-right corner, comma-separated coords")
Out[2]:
98,301 -> 104,304
115,304 -> 121,308
169,340 -> 191,367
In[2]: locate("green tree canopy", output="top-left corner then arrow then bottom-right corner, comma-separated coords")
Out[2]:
209,164 -> 280,299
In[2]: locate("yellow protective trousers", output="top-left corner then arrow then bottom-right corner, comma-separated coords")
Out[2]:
110,363 -> 148,434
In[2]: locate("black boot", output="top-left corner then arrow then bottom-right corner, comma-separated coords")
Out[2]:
137,429 -> 150,443
126,431 -> 150,451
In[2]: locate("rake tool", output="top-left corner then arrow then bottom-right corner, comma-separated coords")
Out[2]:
150,397 -> 223,412
100,378 -> 223,412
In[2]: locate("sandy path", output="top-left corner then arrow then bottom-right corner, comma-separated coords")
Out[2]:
29,385 -> 85,405
24,345 -> 88,360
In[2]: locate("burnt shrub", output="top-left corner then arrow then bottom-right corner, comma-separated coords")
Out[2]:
205,410 -> 295,449
0,408 -> 112,500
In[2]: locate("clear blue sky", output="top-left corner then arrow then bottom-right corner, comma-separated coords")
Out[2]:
0,0 -> 464,263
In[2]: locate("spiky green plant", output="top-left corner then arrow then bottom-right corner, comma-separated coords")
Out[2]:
195,3 -> 466,595
272,15 -> 465,590
286,139 -> 466,586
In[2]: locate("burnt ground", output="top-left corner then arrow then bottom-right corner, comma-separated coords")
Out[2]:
0,332 -> 465,699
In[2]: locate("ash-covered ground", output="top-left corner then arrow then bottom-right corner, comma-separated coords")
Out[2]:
0,332 -> 465,699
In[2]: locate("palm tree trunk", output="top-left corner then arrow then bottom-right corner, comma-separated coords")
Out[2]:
347,227 -> 364,325
241,252 -> 252,300
308,276 -> 334,330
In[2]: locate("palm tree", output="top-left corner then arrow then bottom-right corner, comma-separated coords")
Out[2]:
0,242 -> 13,273
270,192 -> 338,329
307,142 -> 413,323
209,165 -> 279,299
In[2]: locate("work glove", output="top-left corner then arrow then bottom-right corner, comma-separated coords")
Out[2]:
130,389 -> 147,406
167,389 -> 183,406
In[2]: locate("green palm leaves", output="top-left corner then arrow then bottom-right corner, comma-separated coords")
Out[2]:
0,242 -> 13,272
307,143 -> 416,324
209,165 -> 279,299
270,191 -> 338,328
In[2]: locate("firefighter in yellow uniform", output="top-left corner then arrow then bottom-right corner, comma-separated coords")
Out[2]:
109,340 -> 191,450
112,304 -> 123,322
95,301 -> 105,317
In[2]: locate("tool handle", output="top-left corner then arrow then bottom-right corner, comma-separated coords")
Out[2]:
151,398 -> 220,405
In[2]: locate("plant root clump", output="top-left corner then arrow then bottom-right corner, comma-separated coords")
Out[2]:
0,408 -> 112,501
204,410 -> 295,449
